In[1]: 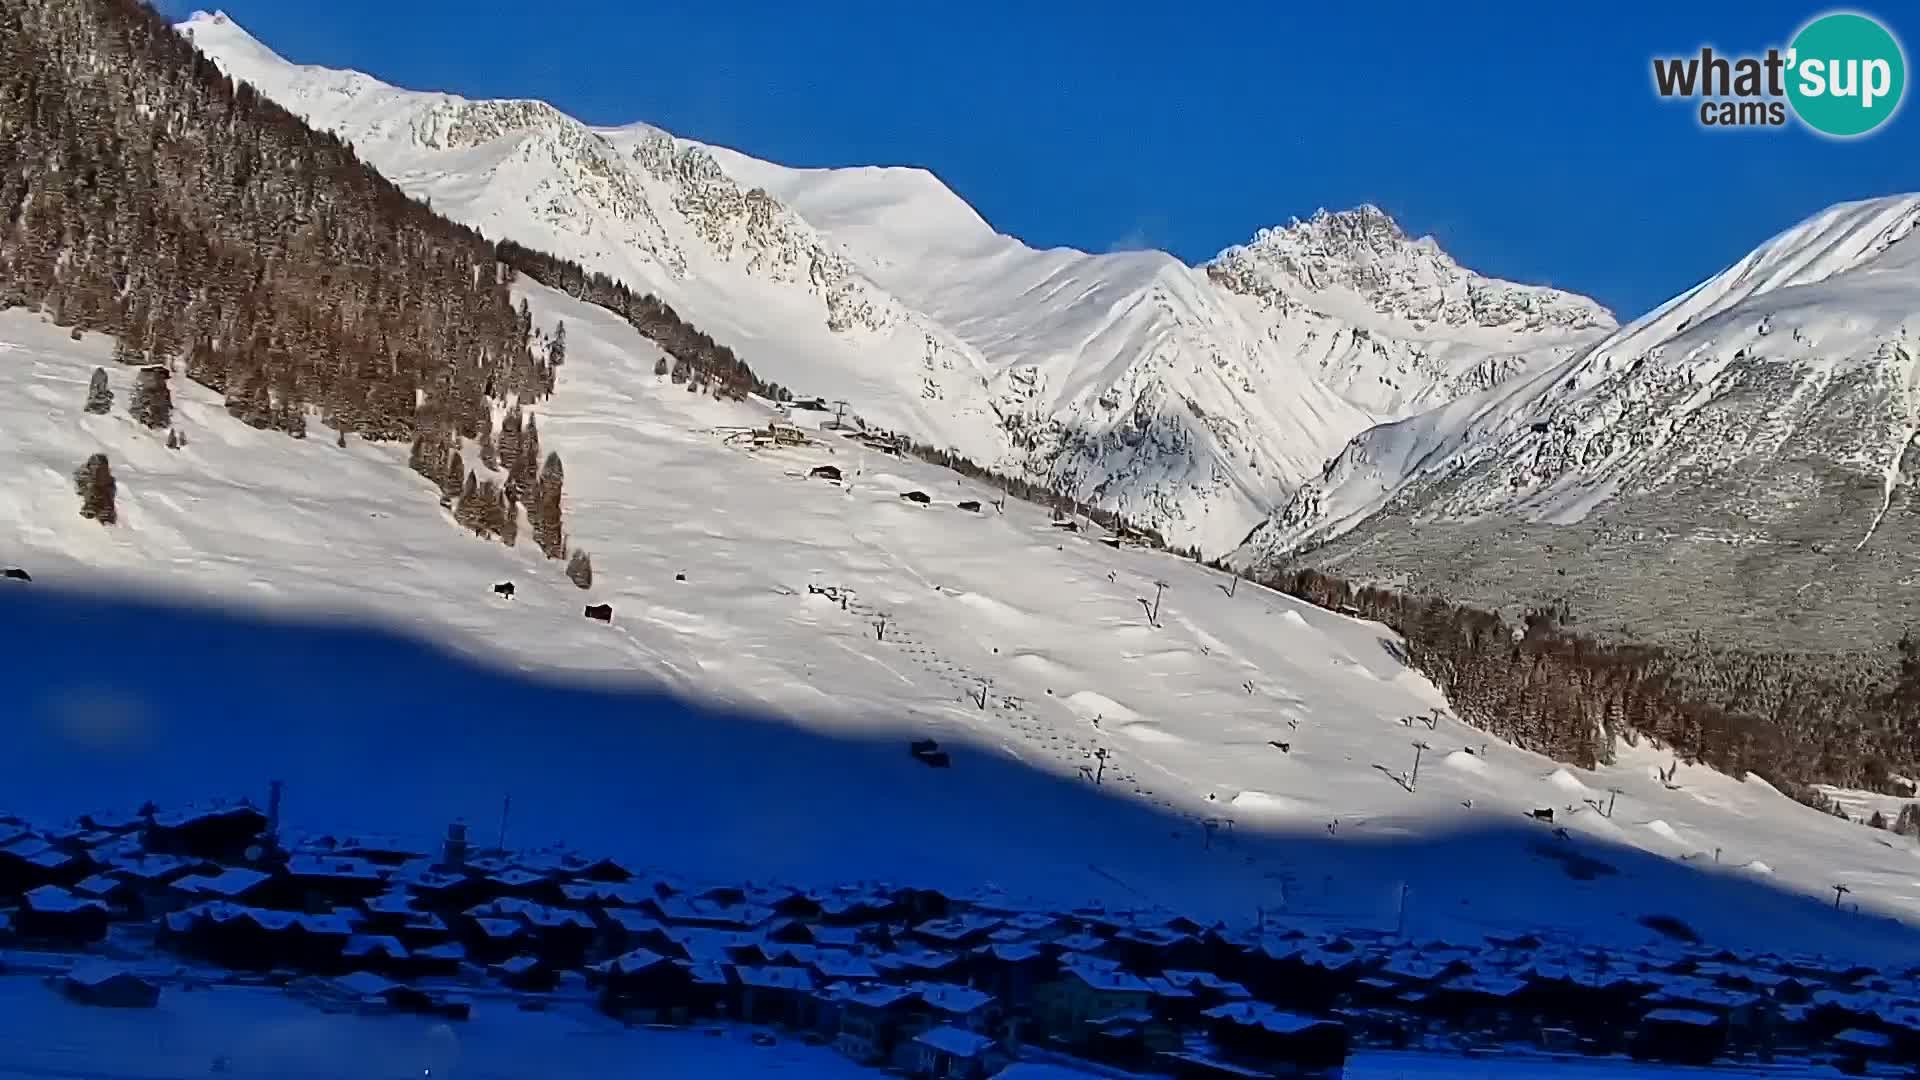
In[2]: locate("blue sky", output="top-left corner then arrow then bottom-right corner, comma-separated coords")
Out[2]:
161,1 -> 1916,317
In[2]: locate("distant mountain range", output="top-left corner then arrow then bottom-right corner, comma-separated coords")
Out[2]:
178,10 -> 1613,556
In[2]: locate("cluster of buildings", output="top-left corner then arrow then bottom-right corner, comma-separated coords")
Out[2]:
2,799 -> 1918,1077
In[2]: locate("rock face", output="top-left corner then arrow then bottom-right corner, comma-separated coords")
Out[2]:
178,10 -> 1610,556
1238,194 -> 1920,656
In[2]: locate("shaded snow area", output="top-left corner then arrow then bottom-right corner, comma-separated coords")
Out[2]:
4,281 -> 1920,970
0,975 -> 874,1079
0,975 -> 1803,1080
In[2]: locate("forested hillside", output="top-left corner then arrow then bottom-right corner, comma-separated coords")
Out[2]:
0,0 -> 573,548
1269,568 -> 1920,802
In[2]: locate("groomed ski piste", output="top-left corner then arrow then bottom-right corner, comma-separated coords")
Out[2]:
4,279 -> 1920,1076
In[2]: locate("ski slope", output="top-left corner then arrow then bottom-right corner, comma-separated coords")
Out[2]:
3,279 -> 1918,964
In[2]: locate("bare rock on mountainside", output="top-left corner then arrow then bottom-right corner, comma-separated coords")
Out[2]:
1240,195 -> 1920,660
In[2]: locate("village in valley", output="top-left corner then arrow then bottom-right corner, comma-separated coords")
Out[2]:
2,792 -> 1918,1080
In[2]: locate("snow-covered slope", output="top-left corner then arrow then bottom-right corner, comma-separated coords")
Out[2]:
1238,195 -> 1920,654
174,10 -> 1609,556
5,279 -> 1916,962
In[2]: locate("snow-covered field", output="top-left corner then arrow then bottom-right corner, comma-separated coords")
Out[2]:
3,280 -> 1919,964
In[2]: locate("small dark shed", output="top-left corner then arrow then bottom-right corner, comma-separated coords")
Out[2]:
956,501 -> 981,513
901,491 -> 931,504
809,465 -> 843,482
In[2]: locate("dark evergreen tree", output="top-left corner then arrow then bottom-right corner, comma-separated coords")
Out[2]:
497,405 -> 524,488
532,451 -> 566,559
74,453 -> 116,525
513,415 -> 541,506
1896,804 -> 1920,838
654,356 -> 669,376
566,548 -> 593,590
500,490 -> 519,547
166,429 -> 180,450
130,366 -> 172,429
84,368 -> 113,414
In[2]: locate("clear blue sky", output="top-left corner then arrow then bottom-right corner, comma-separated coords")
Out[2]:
160,0 -> 1917,317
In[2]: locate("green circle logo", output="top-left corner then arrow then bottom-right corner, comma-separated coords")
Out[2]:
1786,12 -> 1906,137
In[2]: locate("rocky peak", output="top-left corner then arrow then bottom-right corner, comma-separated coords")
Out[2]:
1208,205 -> 1614,338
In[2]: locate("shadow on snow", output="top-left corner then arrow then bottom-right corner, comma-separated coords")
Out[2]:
3,582 -> 1916,967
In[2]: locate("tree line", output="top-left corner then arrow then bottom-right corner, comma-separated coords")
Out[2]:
1262,566 -> 1920,797
3,0 -> 570,558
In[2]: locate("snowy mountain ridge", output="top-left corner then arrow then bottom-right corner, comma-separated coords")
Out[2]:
1237,193 -> 1920,655
176,10 -> 1611,556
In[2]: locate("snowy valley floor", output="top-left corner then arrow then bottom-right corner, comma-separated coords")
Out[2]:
3,282 -> 1920,966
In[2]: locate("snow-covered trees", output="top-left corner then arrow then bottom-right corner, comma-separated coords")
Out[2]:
74,453 -> 116,525
83,368 -> 113,414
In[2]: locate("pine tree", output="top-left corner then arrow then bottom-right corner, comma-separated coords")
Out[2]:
533,451 -> 566,559
442,449 -> 465,500
1896,803 -> 1920,838
84,368 -> 114,414
166,429 -> 180,451
498,404 -> 523,485
479,423 -> 498,470
500,491 -> 519,547
566,548 -> 593,589
549,321 -> 566,368
129,367 -> 172,429
514,416 -> 541,506
654,356 -> 669,377
456,470 -> 483,534
74,453 -> 117,525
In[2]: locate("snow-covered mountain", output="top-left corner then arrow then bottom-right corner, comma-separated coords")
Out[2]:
175,10 -> 1610,556
1238,194 -> 1920,655
7,276 -> 1916,961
